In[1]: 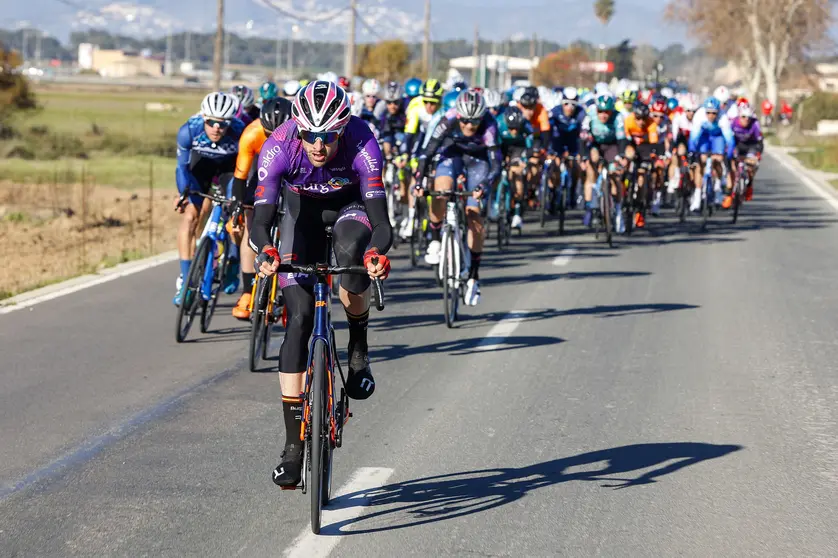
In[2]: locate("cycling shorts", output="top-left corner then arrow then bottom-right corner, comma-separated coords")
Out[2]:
278,191 -> 372,294
185,151 -> 237,207
435,154 -> 490,209
550,137 -> 579,157
590,143 -> 620,164
380,131 -> 406,148
734,142 -> 761,160
697,135 -> 726,155
502,144 -> 528,163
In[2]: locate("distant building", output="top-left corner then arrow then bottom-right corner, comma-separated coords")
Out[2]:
77,43 -> 164,78
448,55 -> 535,89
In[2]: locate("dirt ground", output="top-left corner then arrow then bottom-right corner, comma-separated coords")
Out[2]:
0,181 -> 181,298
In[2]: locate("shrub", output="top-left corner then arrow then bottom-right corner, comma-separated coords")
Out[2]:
797,92 -> 838,131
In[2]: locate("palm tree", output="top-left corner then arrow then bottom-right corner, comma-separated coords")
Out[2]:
594,0 -> 615,25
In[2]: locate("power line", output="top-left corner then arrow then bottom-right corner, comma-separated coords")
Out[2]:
258,1 -> 348,24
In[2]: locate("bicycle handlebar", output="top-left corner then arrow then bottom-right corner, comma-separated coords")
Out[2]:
267,261 -> 386,311
176,189 -> 254,211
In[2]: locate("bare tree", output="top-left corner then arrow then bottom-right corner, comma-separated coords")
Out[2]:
667,0 -> 831,104
594,0 -> 615,25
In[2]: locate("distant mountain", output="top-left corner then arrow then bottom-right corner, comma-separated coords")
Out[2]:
5,0 -> 688,47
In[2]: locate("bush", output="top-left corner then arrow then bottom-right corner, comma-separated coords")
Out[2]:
797,92 -> 838,131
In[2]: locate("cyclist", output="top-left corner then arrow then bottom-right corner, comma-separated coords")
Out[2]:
484,89 -> 504,118
668,93 -> 697,196
416,89 -> 501,306
173,92 -> 244,305
337,76 -> 351,90
402,79 -> 444,238
688,96 -> 734,211
282,80 -> 302,100
724,104 -> 763,207
547,86 -> 586,210
229,97 -> 293,320
251,81 -> 392,488
379,81 -> 410,233
648,96 -> 672,215
231,85 -> 259,125
581,94 -> 626,232
494,106 -> 534,230
359,79 -> 386,131
622,100 -> 660,228
258,81 -> 278,105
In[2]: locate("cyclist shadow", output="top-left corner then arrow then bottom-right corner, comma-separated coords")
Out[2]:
363,334 -> 565,363
324,442 -> 743,535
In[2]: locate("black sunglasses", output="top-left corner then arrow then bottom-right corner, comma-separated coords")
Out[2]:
205,118 -> 231,129
460,117 -> 482,126
299,130 -> 342,144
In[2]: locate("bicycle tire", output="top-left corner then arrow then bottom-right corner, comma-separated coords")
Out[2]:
732,175 -> 744,224
175,237 -> 210,343
678,175 -> 689,223
249,277 -> 268,371
557,184 -> 567,236
201,236 -> 228,333
443,230 -> 456,328
539,176 -> 548,228
701,176 -> 711,231
309,338 -> 330,534
624,180 -> 634,236
602,186 -> 613,247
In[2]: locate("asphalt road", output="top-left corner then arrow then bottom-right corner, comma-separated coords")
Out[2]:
2,153 -> 837,557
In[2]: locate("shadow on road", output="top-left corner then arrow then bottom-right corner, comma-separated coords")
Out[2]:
325,442 -> 743,535
367,334 -> 565,362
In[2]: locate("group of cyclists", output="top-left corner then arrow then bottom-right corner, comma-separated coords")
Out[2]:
171,73 -> 765,489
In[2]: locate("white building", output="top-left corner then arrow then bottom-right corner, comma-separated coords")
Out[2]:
448,55 -> 536,89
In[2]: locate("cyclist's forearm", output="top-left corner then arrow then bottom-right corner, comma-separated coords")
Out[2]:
364,196 -> 393,255
250,203 -> 277,252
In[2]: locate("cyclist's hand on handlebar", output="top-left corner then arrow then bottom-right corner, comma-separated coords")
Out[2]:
472,185 -> 485,200
255,247 -> 280,278
364,249 -> 390,280
174,193 -> 188,213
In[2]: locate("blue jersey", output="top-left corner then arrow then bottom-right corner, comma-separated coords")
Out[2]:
548,105 -> 586,151
688,108 -> 734,157
176,115 -> 245,194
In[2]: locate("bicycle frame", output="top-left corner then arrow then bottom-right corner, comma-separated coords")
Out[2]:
702,156 -> 715,202
438,196 -> 470,286
199,200 -> 228,301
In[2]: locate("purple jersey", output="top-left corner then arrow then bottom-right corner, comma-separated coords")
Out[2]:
255,116 -> 385,206
730,116 -> 763,145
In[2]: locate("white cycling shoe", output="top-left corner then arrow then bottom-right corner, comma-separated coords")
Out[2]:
465,279 -> 481,306
511,214 -> 523,230
424,240 -> 441,265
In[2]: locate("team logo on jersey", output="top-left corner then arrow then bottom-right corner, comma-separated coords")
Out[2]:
327,177 -> 350,189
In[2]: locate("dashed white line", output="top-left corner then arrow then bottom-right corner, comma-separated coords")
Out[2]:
284,466 -> 395,558
552,247 -> 578,266
478,310 -> 533,351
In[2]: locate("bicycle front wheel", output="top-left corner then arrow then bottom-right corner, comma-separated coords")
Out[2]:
602,188 -> 613,247
249,277 -> 267,371
309,338 -> 331,534
175,237 -> 211,342
201,236 -> 229,333
442,230 -> 457,328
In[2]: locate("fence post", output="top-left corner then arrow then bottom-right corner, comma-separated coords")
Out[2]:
149,158 -> 154,254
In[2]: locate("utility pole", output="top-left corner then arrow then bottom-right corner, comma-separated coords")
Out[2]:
529,33 -> 536,82
274,18 -> 282,80
286,27 -> 293,76
21,29 -> 28,63
224,32 -> 230,70
165,31 -> 173,76
471,24 -> 479,85
213,0 -> 224,90
422,0 -> 430,77
345,0 -> 357,79
185,31 -> 191,63
34,29 -> 42,67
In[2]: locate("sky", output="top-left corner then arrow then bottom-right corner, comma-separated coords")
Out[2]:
4,0 -> 692,48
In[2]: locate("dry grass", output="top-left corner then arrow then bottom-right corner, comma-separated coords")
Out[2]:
0,180 -> 181,299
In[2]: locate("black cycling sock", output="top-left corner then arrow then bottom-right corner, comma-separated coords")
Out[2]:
242,272 -> 256,292
282,396 -> 303,447
430,221 -> 442,242
346,309 -> 369,348
469,251 -> 482,280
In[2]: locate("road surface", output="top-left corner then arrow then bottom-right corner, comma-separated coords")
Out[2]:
1,153 -> 837,556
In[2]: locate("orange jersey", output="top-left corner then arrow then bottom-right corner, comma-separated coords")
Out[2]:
528,102 -> 551,134
234,119 -> 268,180
623,113 -> 658,145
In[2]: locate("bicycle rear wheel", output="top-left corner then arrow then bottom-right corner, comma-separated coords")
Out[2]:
701,177 -> 711,231
539,174 -> 549,228
732,176 -> 744,224
201,236 -> 229,333
175,237 -> 210,342
557,183 -> 567,236
601,188 -> 613,247
309,338 -> 332,534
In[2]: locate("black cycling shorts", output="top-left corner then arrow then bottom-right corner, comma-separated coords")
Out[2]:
187,151 -> 236,206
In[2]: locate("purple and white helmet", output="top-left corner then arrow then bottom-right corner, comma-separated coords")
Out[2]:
292,80 -> 352,133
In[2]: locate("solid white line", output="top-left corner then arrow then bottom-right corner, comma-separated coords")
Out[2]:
552,247 -> 578,266
0,251 -> 178,314
284,466 -> 395,558
767,147 -> 838,213
478,310 -> 533,351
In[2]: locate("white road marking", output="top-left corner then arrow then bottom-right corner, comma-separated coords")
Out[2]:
767,148 -> 838,212
0,251 -> 178,314
552,247 -> 578,266
478,310 -> 533,351
284,466 -> 395,558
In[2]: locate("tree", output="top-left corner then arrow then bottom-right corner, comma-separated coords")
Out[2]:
666,0 -> 831,104
533,47 -> 591,87
355,40 -> 411,81
594,0 -> 615,25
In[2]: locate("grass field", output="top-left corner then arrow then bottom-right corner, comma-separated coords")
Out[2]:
0,85 -> 204,298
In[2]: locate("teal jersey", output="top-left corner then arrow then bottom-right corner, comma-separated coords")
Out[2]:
496,114 -> 534,149
583,105 -> 626,145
